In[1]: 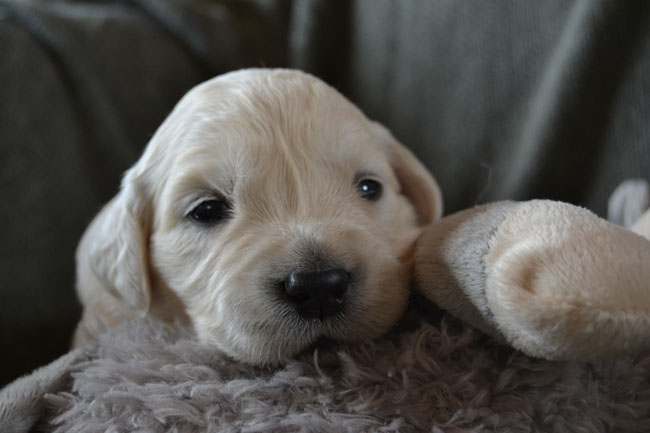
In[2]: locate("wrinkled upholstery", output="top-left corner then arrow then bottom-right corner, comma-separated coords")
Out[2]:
2,0 -> 649,386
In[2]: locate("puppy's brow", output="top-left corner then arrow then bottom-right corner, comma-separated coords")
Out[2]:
168,160 -> 237,201
183,190 -> 230,215
353,170 -> 382,184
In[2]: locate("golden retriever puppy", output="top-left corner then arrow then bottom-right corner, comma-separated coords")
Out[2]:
74,69 -> 442,365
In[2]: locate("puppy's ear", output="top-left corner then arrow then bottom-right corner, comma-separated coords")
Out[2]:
76,170 -> 151,312
372,122 -> 443,225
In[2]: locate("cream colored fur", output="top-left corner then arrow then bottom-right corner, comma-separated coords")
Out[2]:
485,201 -> 650,360
75,69 -> 442,365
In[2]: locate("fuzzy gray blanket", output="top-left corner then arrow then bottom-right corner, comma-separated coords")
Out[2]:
2,304 -> 649,433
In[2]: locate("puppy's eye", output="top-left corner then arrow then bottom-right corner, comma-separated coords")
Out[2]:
189,199 -> 232,224
357,179 -> 383,201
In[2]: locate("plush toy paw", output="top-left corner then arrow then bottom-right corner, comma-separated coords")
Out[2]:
608,179 -> 650,229
415,195 -> 650,361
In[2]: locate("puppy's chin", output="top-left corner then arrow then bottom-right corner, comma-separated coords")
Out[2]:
194,315 -> 384,367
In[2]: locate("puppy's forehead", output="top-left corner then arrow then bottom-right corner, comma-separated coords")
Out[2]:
184,70 -> 373,149
166,71 -> 390,185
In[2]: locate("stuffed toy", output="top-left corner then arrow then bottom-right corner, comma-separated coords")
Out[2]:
414,179 -> 650,362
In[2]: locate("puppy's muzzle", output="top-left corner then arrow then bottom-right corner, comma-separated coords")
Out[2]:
283,268 -> 350,320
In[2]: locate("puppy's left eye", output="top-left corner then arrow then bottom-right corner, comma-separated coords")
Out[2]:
189,199 -> 232,225
357,179 -> 383,201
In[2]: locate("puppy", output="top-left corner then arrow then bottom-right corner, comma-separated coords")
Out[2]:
74,69 -> 442,365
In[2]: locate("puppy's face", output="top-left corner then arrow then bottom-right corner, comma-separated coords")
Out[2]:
77,69 -> 442,365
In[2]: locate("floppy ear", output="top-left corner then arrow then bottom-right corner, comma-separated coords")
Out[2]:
372,122 -> 443,225
76,170 -> 151,313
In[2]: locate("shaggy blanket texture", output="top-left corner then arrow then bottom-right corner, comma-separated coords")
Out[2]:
2,304 -> 650,433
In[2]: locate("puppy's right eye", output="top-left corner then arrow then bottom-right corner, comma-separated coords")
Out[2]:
189,199 -> 232,225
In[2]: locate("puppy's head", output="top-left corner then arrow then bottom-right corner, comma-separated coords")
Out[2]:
77,69 -> 442,364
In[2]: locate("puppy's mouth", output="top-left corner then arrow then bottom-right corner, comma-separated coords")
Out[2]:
236,261 -> 404,365
306,336 -> 338,351
261,285 -> 360,363
295,336 -> 342,362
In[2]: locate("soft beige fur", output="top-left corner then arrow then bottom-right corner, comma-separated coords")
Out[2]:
74,69 -> 442,365
485,201 -> 650,360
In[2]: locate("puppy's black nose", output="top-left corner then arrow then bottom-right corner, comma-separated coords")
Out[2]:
283,268 -> 350,320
